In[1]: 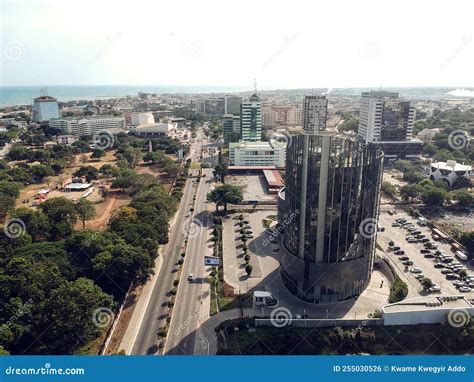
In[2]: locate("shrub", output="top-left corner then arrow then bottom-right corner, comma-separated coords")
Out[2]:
173,279 -> 179,287
245,264 -> 253,276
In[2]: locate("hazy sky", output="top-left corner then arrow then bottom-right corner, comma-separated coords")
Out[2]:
1,0 -> 473,88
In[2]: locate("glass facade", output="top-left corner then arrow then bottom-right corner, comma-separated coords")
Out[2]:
279,135 -> 384,303
33,97 -> 60,122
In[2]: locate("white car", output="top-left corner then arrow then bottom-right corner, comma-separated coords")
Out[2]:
459,286 -> 471,293
411,268 -> 422,274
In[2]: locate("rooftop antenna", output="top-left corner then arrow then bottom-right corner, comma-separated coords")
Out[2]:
40,87 -> 48,97
254,78 -> 258,93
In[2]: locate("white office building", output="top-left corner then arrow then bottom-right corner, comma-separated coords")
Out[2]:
358,91 -> 414,142
131,112 -> 155,126
133,122 -> 176,136
240,94 -> 262,141
429,160 -> 472,187
49,117 -> 125,136
303,96 -> 328,134
229,140 -> 286,167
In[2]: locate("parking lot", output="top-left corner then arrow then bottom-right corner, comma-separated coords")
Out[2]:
378,210 -> 474,297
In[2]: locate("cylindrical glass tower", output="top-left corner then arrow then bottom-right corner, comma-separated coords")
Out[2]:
278,134 -> 384,303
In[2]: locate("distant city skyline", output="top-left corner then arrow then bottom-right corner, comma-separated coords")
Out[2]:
1,0 -> 473,88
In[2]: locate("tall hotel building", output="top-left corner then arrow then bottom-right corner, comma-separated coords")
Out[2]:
33,96 -> 60,122
302,96 -> 328,134
357,91 -> 421,159
240,93 -> 262,141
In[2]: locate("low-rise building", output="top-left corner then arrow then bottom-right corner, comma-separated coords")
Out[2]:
229,140 -> 286,167
429,160 -> 472,187
49,116 -> 125,137
56,135 -> 78,145
417,128 -> 440,141
383,296 -> 474,326
132,122 -> 176,137
131,112 -> 155,126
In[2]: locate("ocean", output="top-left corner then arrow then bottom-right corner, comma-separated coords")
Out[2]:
0,85 -> 249,107
1,85 -> 473,107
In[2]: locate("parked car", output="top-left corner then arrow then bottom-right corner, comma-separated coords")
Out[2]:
429,286 -> 441,293
459,286 -> 471,293
410,268 -> 422,274
407,238 -> 418,243
420,249 -> 431,254
434,263 -> 445,268
394,250 -> 405,255
393,246 -> 401,251
446,273 -> 460,280
399,256 -> 410,261
402,260 -> 414,266
442,257 -> 454,264
441,269 -> 452,274
424,253 -> 435,258
391,223 -> 401,227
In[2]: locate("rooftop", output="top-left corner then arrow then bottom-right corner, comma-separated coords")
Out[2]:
383,296 -> 472,314
432,160 -> 472,171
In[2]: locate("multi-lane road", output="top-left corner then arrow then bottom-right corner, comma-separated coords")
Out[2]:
130,129 -> 218,355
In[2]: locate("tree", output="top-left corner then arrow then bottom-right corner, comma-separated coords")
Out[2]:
245,264 -> 253,276
80,154 -> 88,165
451,189 -> 474,207
99,187 -> 110,201
91,148 -> 105,160
206,184 -> 243,214
213,162 -> 228,183
421,187 -> 448,206
42,278 -> 114,354
73,166 -> 99,182
40,197 -> 78,227
400,184 -> 423,202
381,181 -> 397,196
75,199 -> 96,229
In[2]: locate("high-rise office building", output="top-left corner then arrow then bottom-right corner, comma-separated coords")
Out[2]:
240,93 -> 262,141
277,134 -> 384,303
302,96 -> 328,134
357,91 -> 421,159
222,114 -> 241,141
224,96 -> 242,115
195,97 -> 226,117
33,95 -> 60,122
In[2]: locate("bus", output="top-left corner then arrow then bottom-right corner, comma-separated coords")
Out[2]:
455,251 -> 468,262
